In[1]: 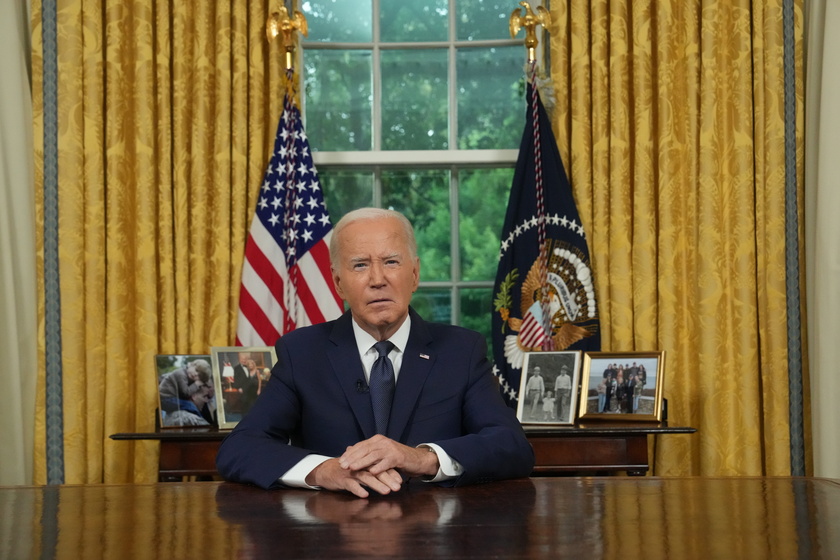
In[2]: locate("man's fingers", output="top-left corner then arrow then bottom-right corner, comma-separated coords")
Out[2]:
344,480 -> 370,499
353,469 -> 402,495
373,468 -> 404,490
339,435 -> 406,472
339,439 -> 385,470
311,457 -> 404,496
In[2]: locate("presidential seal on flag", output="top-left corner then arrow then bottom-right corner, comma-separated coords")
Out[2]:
494,234 -> 598,372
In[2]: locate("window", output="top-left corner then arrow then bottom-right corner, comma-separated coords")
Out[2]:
300,0 -> 547,346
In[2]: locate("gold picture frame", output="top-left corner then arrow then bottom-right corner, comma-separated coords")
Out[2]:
515,351 -> 582,425
578,351 -> 665,422
211,346 -> 278,429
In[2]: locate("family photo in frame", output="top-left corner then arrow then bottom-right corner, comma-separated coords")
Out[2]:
155,354 -> 216,428
516,351 -> 582,425
211,346 -> 277,429
578,351 -> 665,421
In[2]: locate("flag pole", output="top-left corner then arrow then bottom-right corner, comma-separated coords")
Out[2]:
510,2 -> 555,349
264,6 -> 310,334
266,5 -> 309,70
508,1 -> 551,64
237,6 -> 342,345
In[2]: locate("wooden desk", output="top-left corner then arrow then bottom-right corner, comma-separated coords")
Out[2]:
3,477 -> 838,559
111,423 -> 694,480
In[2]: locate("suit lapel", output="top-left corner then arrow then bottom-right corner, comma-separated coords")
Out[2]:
387,312 -> 434,439
327,312 -> 377,437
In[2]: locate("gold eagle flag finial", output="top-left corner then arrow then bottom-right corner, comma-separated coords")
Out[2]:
266,6 -> 309,70
509,1 -> 551,64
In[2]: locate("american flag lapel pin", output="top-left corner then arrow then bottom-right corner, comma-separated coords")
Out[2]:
419,353 -> 430,360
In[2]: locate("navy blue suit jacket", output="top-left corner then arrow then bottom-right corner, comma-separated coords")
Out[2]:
216,309 -> 534,489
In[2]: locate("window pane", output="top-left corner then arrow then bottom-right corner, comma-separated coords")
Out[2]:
459,168 -> 511,281
381,49 -> 449,150
302,0 -> 372,42
412,288 -> 452,324
304,50 -> 373,151
457,45 -> 524,149
456,0 -> 515,40
381,170 -> 450,282
320,170 -> 374,220
460,287 -> 494,350
380,0 -> 448,42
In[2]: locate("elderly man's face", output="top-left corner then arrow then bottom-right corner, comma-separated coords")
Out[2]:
332,216 -> 419,340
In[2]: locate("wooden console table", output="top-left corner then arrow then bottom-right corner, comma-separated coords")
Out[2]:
524,422 -> 696,476
111,423 -> 694,480
111,428 -> 226,481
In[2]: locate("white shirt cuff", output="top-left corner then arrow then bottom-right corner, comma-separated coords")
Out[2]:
279,454 -> 331,489
420,443 -> 462,482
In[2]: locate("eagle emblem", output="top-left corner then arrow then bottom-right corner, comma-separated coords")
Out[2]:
494,238 -> 598,371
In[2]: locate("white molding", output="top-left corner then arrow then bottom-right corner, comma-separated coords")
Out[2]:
312,149 -> 518,167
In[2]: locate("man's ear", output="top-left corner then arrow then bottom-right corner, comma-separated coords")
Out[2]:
412,257 -> 421,292
331,268 -> 345,299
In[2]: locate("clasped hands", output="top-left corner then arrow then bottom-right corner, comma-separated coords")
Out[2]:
306,435 -> 440,498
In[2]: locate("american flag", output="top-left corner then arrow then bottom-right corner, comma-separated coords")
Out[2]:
236,78 -> 344,346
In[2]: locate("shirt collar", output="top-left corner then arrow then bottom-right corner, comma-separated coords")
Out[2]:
351,314 -> 412,356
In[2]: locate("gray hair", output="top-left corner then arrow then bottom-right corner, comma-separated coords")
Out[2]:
190,359 -> 212,383
329,207 -> 418,268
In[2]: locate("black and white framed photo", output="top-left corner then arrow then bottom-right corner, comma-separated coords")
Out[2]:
211,346 -> 278,429
155,354 -> 216,428
579,351 -> 665,421
516,351 -> 582,425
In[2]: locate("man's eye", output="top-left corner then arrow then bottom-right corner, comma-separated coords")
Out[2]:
353,263 -> 368,270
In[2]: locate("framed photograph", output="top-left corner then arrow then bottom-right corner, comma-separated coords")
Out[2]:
211,346 -> 278,429
578,351 -> 665,421
155,354 -> 217,428
516,351 -> 582,425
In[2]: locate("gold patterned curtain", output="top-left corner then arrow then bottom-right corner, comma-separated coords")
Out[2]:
32,0 -> 287,484
549,0 -> 806,475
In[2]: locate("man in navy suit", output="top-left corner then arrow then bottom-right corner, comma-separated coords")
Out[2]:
216,208 -> 534,497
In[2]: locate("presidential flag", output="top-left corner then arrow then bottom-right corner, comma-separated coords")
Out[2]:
236,73 -> 344,346
492,75 -> 601,407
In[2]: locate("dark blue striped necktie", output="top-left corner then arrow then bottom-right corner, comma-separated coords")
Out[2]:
370,340 -> 395,434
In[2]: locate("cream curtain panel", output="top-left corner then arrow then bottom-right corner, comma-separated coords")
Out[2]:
549,1 -> 805,475
806,0 -> 840,479
0,0 -> 37,486
25,0 -> 815,484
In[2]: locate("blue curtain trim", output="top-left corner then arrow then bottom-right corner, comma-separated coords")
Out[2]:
782,0 -> 806,477
42,0 -> 65,485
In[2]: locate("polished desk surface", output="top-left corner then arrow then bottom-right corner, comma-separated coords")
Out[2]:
3,477 -> 839,559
